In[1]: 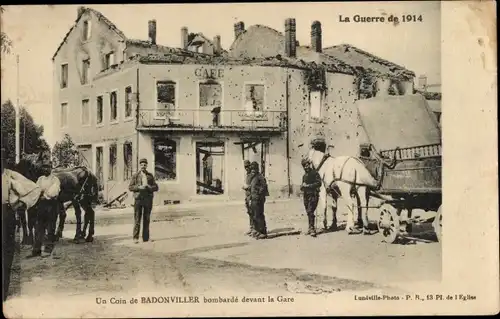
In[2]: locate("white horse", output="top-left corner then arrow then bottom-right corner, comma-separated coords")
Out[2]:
306,148 -> 380,234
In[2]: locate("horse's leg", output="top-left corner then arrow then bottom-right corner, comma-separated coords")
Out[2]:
338,182 -> 359,234
357,186 -> 372,235
27,207 -> 37,245
328,188 -> 339,231
18,209 -> 29,245
56,202 -> 67,240
73,201 -> 83,241
82,201 -> 95,242
317,185 -> 328,232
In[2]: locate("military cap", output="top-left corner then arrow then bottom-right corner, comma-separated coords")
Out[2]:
243,160 -> 251,167
250,161 -> 259,170
139,158 -> 148,164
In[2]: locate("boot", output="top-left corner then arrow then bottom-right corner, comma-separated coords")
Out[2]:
307,215 -> 317,237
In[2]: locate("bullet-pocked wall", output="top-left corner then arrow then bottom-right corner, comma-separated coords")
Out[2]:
286,68 -> 369,196
136,63 -> 289,204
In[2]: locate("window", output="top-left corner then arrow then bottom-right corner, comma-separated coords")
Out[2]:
104,51 -> 115,69
96,96 -> 103,124
60,64 -> 68,88
156,81 -> 176,117
83,20 -> 91,40
154,138 -> 177,181
108,144 -> 117,181
309,91 -> 322,120
81,99 -> 90,125
199,82 -> 222,108
125,86 -> 133,118
61,103 -> 68,127
244,84 -> 264,112
82,59 -> 90,84
123,142 -> 133,180
122,50 -> 127,62
110,91 -> 117,122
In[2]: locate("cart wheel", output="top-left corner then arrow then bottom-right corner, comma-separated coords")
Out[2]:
377,204 -> 401,244
433,205 -> 442,242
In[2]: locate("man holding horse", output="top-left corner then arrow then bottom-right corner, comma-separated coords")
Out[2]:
300,158 -> 322,237
31,161 -> 61,257
129,158 -> 158,243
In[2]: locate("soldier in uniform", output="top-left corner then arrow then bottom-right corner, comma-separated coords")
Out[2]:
242,160 -> 256,236
249,161 -> 269,240
129,158 -> 159,243
300,158 -> 322,237
32,161 -> 61,257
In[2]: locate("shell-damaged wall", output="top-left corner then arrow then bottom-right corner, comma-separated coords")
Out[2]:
287,68 -> 369,196
137,63 -> 289,203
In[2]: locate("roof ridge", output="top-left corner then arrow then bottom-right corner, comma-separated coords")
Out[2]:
52,6 -> 127,61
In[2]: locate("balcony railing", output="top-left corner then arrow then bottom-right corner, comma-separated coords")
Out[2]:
137,108 -> 287,132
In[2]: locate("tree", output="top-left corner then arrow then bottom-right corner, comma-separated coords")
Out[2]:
0,7 -> 13,54
51,133 -> 80,168
1,100 -> 50,167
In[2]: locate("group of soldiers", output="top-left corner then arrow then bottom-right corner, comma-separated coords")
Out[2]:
242,158 -> 323,239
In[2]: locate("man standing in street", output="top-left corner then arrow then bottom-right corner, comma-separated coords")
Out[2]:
249,161 -> 269,240
300,158 -> 322,237
32,161 -> 61,257
129,158 -> 158,243
242,160 -> 255,237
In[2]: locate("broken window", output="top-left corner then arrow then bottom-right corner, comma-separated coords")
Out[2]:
110,91 -> 117,121
244,84 -> 265,112
96,146 -> 104,189
96,96 -> 103,124
309,91 -> 322,120
125,86 -> 133,118
123,142 -> 133,180
104,51 -> 115,69
60,64 -> 68,88
196,142 -> 225,195
154,138 -> 177,181
83,20 -> 91,40
81,99 -> 90,125
82,59 -> 90,84
156,81 -> 176,117
108,144 -> 117,181
199,81 -> 222,126
61,102 -> 68,127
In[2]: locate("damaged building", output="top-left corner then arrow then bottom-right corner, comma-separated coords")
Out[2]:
52,7 -> 416,206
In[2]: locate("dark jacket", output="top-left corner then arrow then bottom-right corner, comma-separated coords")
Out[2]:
128,170 -> 159,201
301,169 -> 322,194
249,173 -> 269,201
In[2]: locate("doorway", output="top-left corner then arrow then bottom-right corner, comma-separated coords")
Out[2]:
95,146 -> 104,191
195,141 -> 225,195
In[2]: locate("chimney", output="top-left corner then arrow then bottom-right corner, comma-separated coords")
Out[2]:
181,27 -> 189,49
311,21 -> 322,53
418,75 -> 427,91
213,35 -> 222,55
285,18 -> 296,58
77,6 -> 85,19
234,21 -> 245,39
148,20 -> 157,45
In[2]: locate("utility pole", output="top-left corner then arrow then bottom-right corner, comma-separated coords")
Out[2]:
15,55 -> 20,164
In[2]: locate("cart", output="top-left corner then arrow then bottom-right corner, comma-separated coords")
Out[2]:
356,94 -> 442,244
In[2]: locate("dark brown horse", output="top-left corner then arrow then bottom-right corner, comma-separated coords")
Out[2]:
13,150 -> 99,244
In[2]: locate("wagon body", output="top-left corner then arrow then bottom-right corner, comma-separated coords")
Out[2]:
355,94 -> 443,243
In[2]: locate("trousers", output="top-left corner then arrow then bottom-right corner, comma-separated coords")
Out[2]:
303,192 -> 319,229
245,198 -> 254,230
33,199 -> 58,254
133,199 -> 153,241
251,197 -> 267,235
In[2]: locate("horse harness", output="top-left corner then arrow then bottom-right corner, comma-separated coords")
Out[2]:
312,153 -> 354,193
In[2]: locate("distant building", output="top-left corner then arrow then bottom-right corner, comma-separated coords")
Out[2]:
416,74 -> 442,125
52,7 -> 416,205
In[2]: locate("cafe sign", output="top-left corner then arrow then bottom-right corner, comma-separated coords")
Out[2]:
195,67 -> 224,79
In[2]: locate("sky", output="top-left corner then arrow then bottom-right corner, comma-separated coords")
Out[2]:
1,2 -> 441,146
